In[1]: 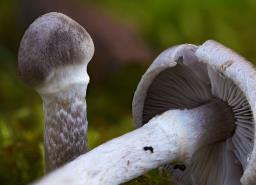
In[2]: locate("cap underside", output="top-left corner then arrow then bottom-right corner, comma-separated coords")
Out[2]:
141,49 -> 254,184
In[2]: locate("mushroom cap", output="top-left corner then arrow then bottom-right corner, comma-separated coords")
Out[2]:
18,12 -> 94,87
132,40 -> 256,184
196,40 -> 256,185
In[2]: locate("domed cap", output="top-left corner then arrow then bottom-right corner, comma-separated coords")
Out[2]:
132,40 -> 256,184
18,12 -> 94,87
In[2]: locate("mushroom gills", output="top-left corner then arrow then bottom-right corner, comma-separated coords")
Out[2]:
190,139 -> 243,185
208,66 -> 254,170
143,61 -> 212,124
143,58 -> 254,184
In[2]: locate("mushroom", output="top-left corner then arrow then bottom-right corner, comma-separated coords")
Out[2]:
31,41 -> 253,185
132,40 -> 256,185
33,98 -> 234,185
18,12 -> 94,172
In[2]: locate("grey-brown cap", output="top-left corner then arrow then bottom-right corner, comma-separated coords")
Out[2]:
18,12 -> 94,86
132,40 -> 256,184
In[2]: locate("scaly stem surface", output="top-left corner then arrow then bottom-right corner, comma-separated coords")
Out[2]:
42,84 -> 88,172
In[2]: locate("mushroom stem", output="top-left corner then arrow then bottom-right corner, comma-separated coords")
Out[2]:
34,98 -> 234,185
41,83 -> 88,172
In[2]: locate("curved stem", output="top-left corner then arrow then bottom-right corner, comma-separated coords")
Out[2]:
34,99 -> 234,185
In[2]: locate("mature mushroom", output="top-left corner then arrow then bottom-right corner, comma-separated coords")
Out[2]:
33,98 -> 234,185
31,41 -> 254,185
132,40 -> 256,185
18,12 -> 94,172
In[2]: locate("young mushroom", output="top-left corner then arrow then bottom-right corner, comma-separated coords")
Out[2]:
18,12 -> 94,172
31,40 -> 255,185
133,40 -> 256,185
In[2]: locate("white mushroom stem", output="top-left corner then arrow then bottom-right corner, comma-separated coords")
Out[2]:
34,99 -> 234,185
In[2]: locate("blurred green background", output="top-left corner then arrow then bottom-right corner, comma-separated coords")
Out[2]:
1,0 -> 256,184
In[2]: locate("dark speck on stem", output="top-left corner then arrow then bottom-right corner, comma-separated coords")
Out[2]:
143,146 -> 154,153
173,164 -> 186,171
